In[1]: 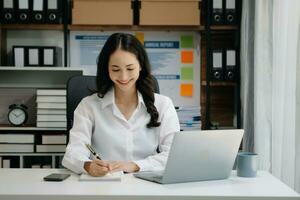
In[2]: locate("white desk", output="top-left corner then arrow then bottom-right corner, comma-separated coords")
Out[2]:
0,169 -> 299,200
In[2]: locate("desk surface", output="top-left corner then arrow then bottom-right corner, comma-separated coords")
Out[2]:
0,169 -> 299,200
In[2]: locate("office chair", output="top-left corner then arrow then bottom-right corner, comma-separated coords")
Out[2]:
66,75 -> 160,132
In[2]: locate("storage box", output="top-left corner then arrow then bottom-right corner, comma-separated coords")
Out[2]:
139,0 -> 200,26
72,0 -> 133,25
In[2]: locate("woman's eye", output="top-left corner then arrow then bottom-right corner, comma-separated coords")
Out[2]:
112,69 -> 120,72
127,68 -> 134,71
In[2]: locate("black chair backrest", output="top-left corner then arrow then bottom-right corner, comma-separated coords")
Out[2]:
66,75 -> 160,131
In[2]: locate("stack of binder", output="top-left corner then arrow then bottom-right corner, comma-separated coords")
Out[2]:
13,46 -> 62,67
0,133 -> 35,153
0,0 -> 63,24
176,106 -> 201,131
36,89 -> 66,128
210,48 -> 237,81
210,0 -> 238,25
35,134 -> 67,153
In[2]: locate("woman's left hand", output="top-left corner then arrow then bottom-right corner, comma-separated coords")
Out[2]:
108,161 -> 140,173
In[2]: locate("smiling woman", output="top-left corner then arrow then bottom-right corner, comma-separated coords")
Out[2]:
62,33 -> 180,177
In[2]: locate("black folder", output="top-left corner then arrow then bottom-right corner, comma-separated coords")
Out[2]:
1,0 -> 16,24
13,46 -> 26,67
31,0 -> 46,23
45,0 -> 62,24
225,0 -> 236,24
224,49 -> 237,81
26,46 -> 41,66
210,49 -> 224,81
16,0 -> 31,23
211,0 -> 224,25
41,46 -> 62,66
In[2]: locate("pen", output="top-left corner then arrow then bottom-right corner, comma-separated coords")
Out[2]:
85,143 -> 102,160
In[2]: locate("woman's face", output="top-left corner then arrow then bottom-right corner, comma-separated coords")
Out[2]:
108,49 -> 141,93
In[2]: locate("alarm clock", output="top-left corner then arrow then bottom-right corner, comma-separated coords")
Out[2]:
8,104 -> 28,126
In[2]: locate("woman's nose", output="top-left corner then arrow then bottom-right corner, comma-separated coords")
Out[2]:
120,71 -> 128,80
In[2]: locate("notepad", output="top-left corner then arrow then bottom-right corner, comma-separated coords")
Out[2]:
79,171 -> 123,181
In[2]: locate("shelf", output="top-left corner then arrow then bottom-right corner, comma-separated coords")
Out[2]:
0,67 -> 84,88
210,25 -> 239,30
69,25 -> 205,31
0,126 -> 66,131
0,153 -> 64,156
0,24 -> 64,30
0,24 -> 238,31
0,66 -> 83,71
201,81 -> 237,86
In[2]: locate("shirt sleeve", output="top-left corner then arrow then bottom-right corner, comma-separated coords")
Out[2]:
62,99 -> 93,174
134,97 -> 180,171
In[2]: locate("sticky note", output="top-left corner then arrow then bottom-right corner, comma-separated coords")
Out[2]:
181,35 -> 194,48
181,51 -> 193,63
135,32 -> 144,45
181,84 -> 193,97
181,67 -> 194,80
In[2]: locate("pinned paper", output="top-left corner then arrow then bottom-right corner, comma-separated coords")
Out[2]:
180,35 -> 194,48
180,84 -> 193,97
135,32 -> 144,45
181,51 -> 193,63
181,67 -> 194,80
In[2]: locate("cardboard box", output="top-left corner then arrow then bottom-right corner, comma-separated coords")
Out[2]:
72,0 -> 133,25
139,0 -> 200,26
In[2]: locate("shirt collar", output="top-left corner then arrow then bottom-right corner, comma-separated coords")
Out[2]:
101,87 -> 146,109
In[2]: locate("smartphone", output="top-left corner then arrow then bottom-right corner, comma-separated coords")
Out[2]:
43,173 -> 71,182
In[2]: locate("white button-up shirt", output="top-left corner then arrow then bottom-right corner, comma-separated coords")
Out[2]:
62,88 -> 180,174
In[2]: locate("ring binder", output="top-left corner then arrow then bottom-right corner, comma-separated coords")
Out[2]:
46,0 -> 62,24
31,0 -> 46,23
1,0 -> 16,24
225,0 -> 236,24
211,0 -> 224,25
210,49 -> 224,81
224,49 -> 236,81
16,0 -> 30,24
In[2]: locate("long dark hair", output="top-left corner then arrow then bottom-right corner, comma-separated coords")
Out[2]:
96,33 -> 161,128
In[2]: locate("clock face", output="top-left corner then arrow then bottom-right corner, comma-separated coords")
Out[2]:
8,108 -> 27,126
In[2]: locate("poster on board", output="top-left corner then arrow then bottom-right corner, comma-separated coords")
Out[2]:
70,31 -> 200,107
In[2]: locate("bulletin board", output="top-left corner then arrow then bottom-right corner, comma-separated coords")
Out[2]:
70,31 -> 200,107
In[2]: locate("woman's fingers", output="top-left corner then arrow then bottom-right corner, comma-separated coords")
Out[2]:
89,161 -> 109,177
93,159 -> 109,167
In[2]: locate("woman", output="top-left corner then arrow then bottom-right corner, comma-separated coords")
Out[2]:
62,33 -> 180,176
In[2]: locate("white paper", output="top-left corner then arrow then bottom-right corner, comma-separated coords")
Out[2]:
47,0 -> 57,9
33,0 -> 44,11
226,50 -> 236,66
213,52 -> 222,69
28,48 -> 39,65
79,171 -> 123,181
14,47 -> 25,67
44,49 -> 54,65
18,0 -> 29,9
213,0 -> 222,9
4,0 -> 13,8
226,0 -> 236,9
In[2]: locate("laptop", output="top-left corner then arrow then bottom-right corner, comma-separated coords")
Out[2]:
134,129 -> 244,184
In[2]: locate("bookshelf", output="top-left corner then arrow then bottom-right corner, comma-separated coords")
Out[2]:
0,0 -> 241,168
0,67 -> 83,169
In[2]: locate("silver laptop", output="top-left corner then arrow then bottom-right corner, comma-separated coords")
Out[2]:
134,129 -> 244,184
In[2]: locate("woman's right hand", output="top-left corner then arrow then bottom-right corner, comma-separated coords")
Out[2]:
84,160 -> 110,177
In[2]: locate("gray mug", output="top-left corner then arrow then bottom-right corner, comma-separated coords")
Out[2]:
236,152 -> 258,177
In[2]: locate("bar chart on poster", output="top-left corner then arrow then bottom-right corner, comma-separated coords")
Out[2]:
70,31 -> 201,107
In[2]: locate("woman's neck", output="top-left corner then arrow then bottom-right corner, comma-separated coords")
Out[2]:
114,87 -> 138,105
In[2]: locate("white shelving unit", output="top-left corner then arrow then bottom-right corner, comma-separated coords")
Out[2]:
0,153 -> 64,168
0,67 -> 84,169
